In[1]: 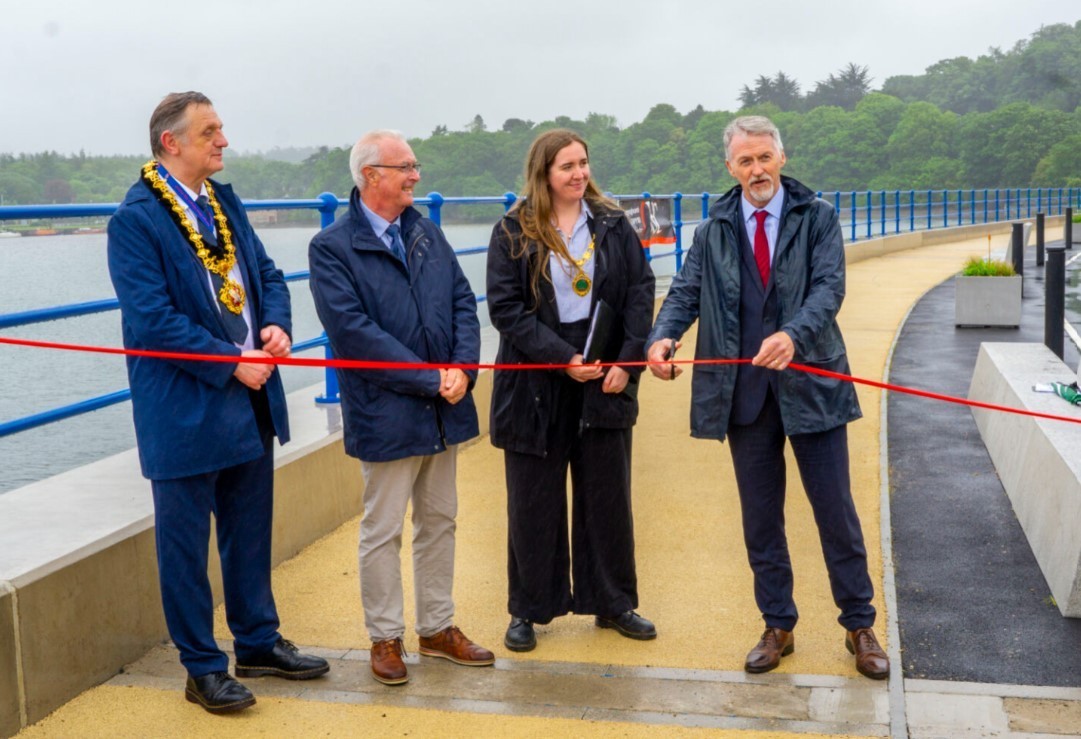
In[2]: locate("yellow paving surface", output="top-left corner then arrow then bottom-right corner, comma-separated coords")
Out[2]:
217,233 -> 1007,676
17,686 -> 845,739
17,231 -> 1021,737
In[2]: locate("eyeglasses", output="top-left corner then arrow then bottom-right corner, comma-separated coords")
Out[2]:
369,162 -> 422,174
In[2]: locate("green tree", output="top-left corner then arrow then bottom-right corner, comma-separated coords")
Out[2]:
958,102 -> 1081,186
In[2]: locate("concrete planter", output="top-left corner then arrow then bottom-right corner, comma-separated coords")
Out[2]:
955,274 -> 1022,327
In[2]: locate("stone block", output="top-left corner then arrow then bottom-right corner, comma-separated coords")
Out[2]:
969,343 -> 1081,616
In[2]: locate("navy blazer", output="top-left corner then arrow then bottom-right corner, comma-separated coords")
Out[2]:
107,176 -> 292,480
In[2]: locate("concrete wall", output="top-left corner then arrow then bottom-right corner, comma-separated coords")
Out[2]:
845,217 -> 1066,265
0,371 -> 496,736
0,585 -> 19,739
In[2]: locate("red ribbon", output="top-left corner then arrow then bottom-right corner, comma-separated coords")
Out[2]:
1,334 -> 1079,426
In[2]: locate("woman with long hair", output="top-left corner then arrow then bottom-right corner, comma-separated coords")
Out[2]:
486,129 -> 656,652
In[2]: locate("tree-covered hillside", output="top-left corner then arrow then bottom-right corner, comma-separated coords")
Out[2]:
3,21 -> 1081,206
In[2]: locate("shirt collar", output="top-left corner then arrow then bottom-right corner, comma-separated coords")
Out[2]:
557,200 -> 592,238
741,186 -> 784,224
170,178 -> 208,204
359,197 -> 400,237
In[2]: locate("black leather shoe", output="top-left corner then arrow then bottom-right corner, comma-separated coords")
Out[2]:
595,610 -> 657,640
185,672 -> 255,714
504,617 -> 536,652
235,637 -> 330,680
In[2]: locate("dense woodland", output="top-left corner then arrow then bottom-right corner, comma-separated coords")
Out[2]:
4,22 -> 1081,207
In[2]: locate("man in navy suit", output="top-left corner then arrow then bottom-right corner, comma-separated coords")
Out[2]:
646,116 -> 889,681
107,91 -> 328,714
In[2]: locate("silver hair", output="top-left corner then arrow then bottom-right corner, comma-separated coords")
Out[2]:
723,116 -> 784,160
350,129 -> 406,191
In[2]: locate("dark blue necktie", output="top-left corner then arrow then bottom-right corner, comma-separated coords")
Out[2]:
195,195 -> 249,345
385,223 -> 408,268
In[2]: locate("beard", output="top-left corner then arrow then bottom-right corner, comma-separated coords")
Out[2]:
747,177 -> 777,204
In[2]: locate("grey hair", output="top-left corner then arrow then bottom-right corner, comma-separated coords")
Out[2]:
723,116 -> 784,160
150,91 -> 212,158
350,129 -> 406,191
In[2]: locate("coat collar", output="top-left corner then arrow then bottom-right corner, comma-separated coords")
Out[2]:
347,187 -> 423,249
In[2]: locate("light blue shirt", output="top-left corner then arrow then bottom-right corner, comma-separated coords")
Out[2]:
359,197 -> 402,255
740,188 -> 784,264
550,201 -> 595,323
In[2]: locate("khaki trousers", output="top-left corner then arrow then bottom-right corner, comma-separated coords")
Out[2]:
359,446 -> 458,641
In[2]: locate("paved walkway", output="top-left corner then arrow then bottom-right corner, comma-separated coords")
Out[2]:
16,231 -> 1081,738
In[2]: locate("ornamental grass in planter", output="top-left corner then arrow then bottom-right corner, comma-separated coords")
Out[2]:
955,257 -> 1021,327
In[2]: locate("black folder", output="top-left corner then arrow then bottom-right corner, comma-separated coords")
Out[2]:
582,299 -> 615,363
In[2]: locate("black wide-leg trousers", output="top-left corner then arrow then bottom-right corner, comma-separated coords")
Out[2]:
504,358 -> 639,621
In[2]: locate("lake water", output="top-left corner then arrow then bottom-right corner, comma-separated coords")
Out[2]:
0,222 -> 678,494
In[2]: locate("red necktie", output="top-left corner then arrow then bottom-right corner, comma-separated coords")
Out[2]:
753,210 -> 770,287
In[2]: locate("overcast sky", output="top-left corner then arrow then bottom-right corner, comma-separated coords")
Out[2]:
2,0 -> 1078,156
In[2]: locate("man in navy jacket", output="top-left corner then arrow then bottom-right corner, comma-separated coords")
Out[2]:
107,92 -> 327,714
646,116 -> 889,681
309,129 -> 493,686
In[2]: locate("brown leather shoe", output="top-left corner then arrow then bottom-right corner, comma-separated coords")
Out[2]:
418,626 -> 495,666
370,637 -> 408,685
846,627 -> 890,680
744,627 -> 794,673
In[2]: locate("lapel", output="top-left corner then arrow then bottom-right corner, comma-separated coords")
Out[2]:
589,213 -> 608,310
145,181 -> 246,340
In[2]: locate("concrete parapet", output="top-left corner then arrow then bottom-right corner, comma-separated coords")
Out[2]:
0,371 -> 496,735
845,217 -> 1065,265
968,343 -> 1081,617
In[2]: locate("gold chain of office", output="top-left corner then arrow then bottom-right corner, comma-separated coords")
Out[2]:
566,235 -> 595,296
141,160 -> 246,314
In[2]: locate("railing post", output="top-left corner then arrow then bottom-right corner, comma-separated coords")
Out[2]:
865,191 -> 872,240
909,190 -> 915,231
894,190 -> 900,234
314,194 -> 342,406
1066,207 -> 1073,251
425,191 -> 444,226
701,193 -> 710,221
850,192 -> 857,242
1037,212 -> 1045,267
880,190 -> 886,236
995,190 -> 1000,222
1046,245 -> 1066,360
983,189 -> 988,224
1038,188 -> 1043,215
314,333 -> 340,405
942,190 -> 949,228
317,191 -> 339,229
1006,188 -> 1011,221
1011,222 -> 1024,278
1026,188 -> 1032,218
925,189 -> 932,230
673,192 -> 684,271
503,191 -> 517,213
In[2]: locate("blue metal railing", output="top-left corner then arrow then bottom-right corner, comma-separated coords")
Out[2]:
2,186 -> 1079,439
